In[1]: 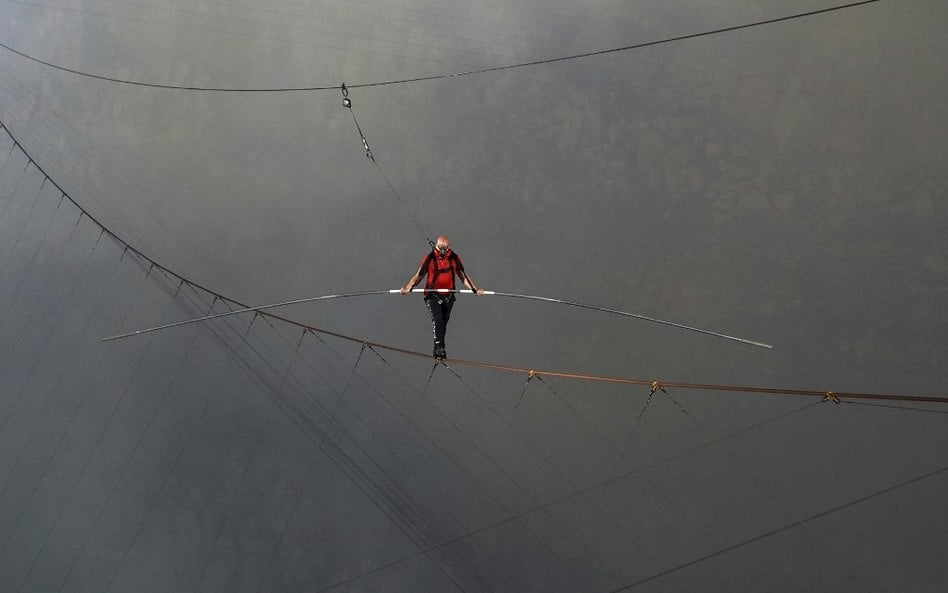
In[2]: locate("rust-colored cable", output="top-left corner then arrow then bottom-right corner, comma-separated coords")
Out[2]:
254,309 -> 948,405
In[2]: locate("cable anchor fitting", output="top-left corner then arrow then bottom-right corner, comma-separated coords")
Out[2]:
515,370 -> 536,408
650,381 -> 667,395
822,391 -> 840,404
341,83 -> 351,108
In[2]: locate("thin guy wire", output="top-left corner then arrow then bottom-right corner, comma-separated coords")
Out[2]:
332,352 -> 680,582
256,310 -> 485,554
356,350 -> 532,593
188,318 -> 312,593
0,175 -> 47,321
308,401 -> 822,593
328,341 -> 524,529
0,125 -> 19,171
0,248 -> 149,564
0,123 -> 224,313
86,295 -> 259,593
608,462 -> 948,592
0,87 -> 254,300
437,361 -> 633,592
229,319 -> 478,591
0,133 -> 23,199
185,387 -> 279,593
0,207 -> 95,498
53,294 -> 229,593
840,400 -> 948,415
659,390 -> 872,592
17,274 -> 202,593
295,346 -> 496,593
530,375 -> 620,458
283,344 -> 493,593
0,144 -> 29,216
364,352 -> 581,592
363,347 -> 527,515
0,186 -> 69,342
253,334 -> 366,593
605,387 -> 656,484
0,1 -> 884,91
0,221 -> 120,486
17,262 -> 176,585
345,99 -> 433,246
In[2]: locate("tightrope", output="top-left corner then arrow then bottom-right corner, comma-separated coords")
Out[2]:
98,289 -> 948,405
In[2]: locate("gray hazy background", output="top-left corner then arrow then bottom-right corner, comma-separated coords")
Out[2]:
0,1 -> 946,591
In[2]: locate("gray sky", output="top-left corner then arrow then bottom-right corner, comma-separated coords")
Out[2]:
0,1 -> 946,592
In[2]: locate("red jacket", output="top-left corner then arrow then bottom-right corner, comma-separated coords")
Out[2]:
419,249 -> 465,296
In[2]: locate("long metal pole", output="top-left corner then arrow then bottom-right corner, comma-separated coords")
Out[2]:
102,288 -> 773,349
101,290 -> 393,342
489,291 -> 773,349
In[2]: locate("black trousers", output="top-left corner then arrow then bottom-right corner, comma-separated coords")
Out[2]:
424,294 -> 455,352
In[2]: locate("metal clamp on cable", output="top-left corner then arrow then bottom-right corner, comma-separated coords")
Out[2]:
341,83 -> 351,108
650,381 -> 667,395
515,370 -> 536,408
822,391 -> 840,404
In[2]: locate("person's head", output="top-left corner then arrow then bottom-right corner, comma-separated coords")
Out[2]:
434,235 -> 450,256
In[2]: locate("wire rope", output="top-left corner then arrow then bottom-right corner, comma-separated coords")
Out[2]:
0,1 -> 884,91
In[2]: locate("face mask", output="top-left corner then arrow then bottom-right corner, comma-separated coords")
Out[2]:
437,246 -> 448,256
